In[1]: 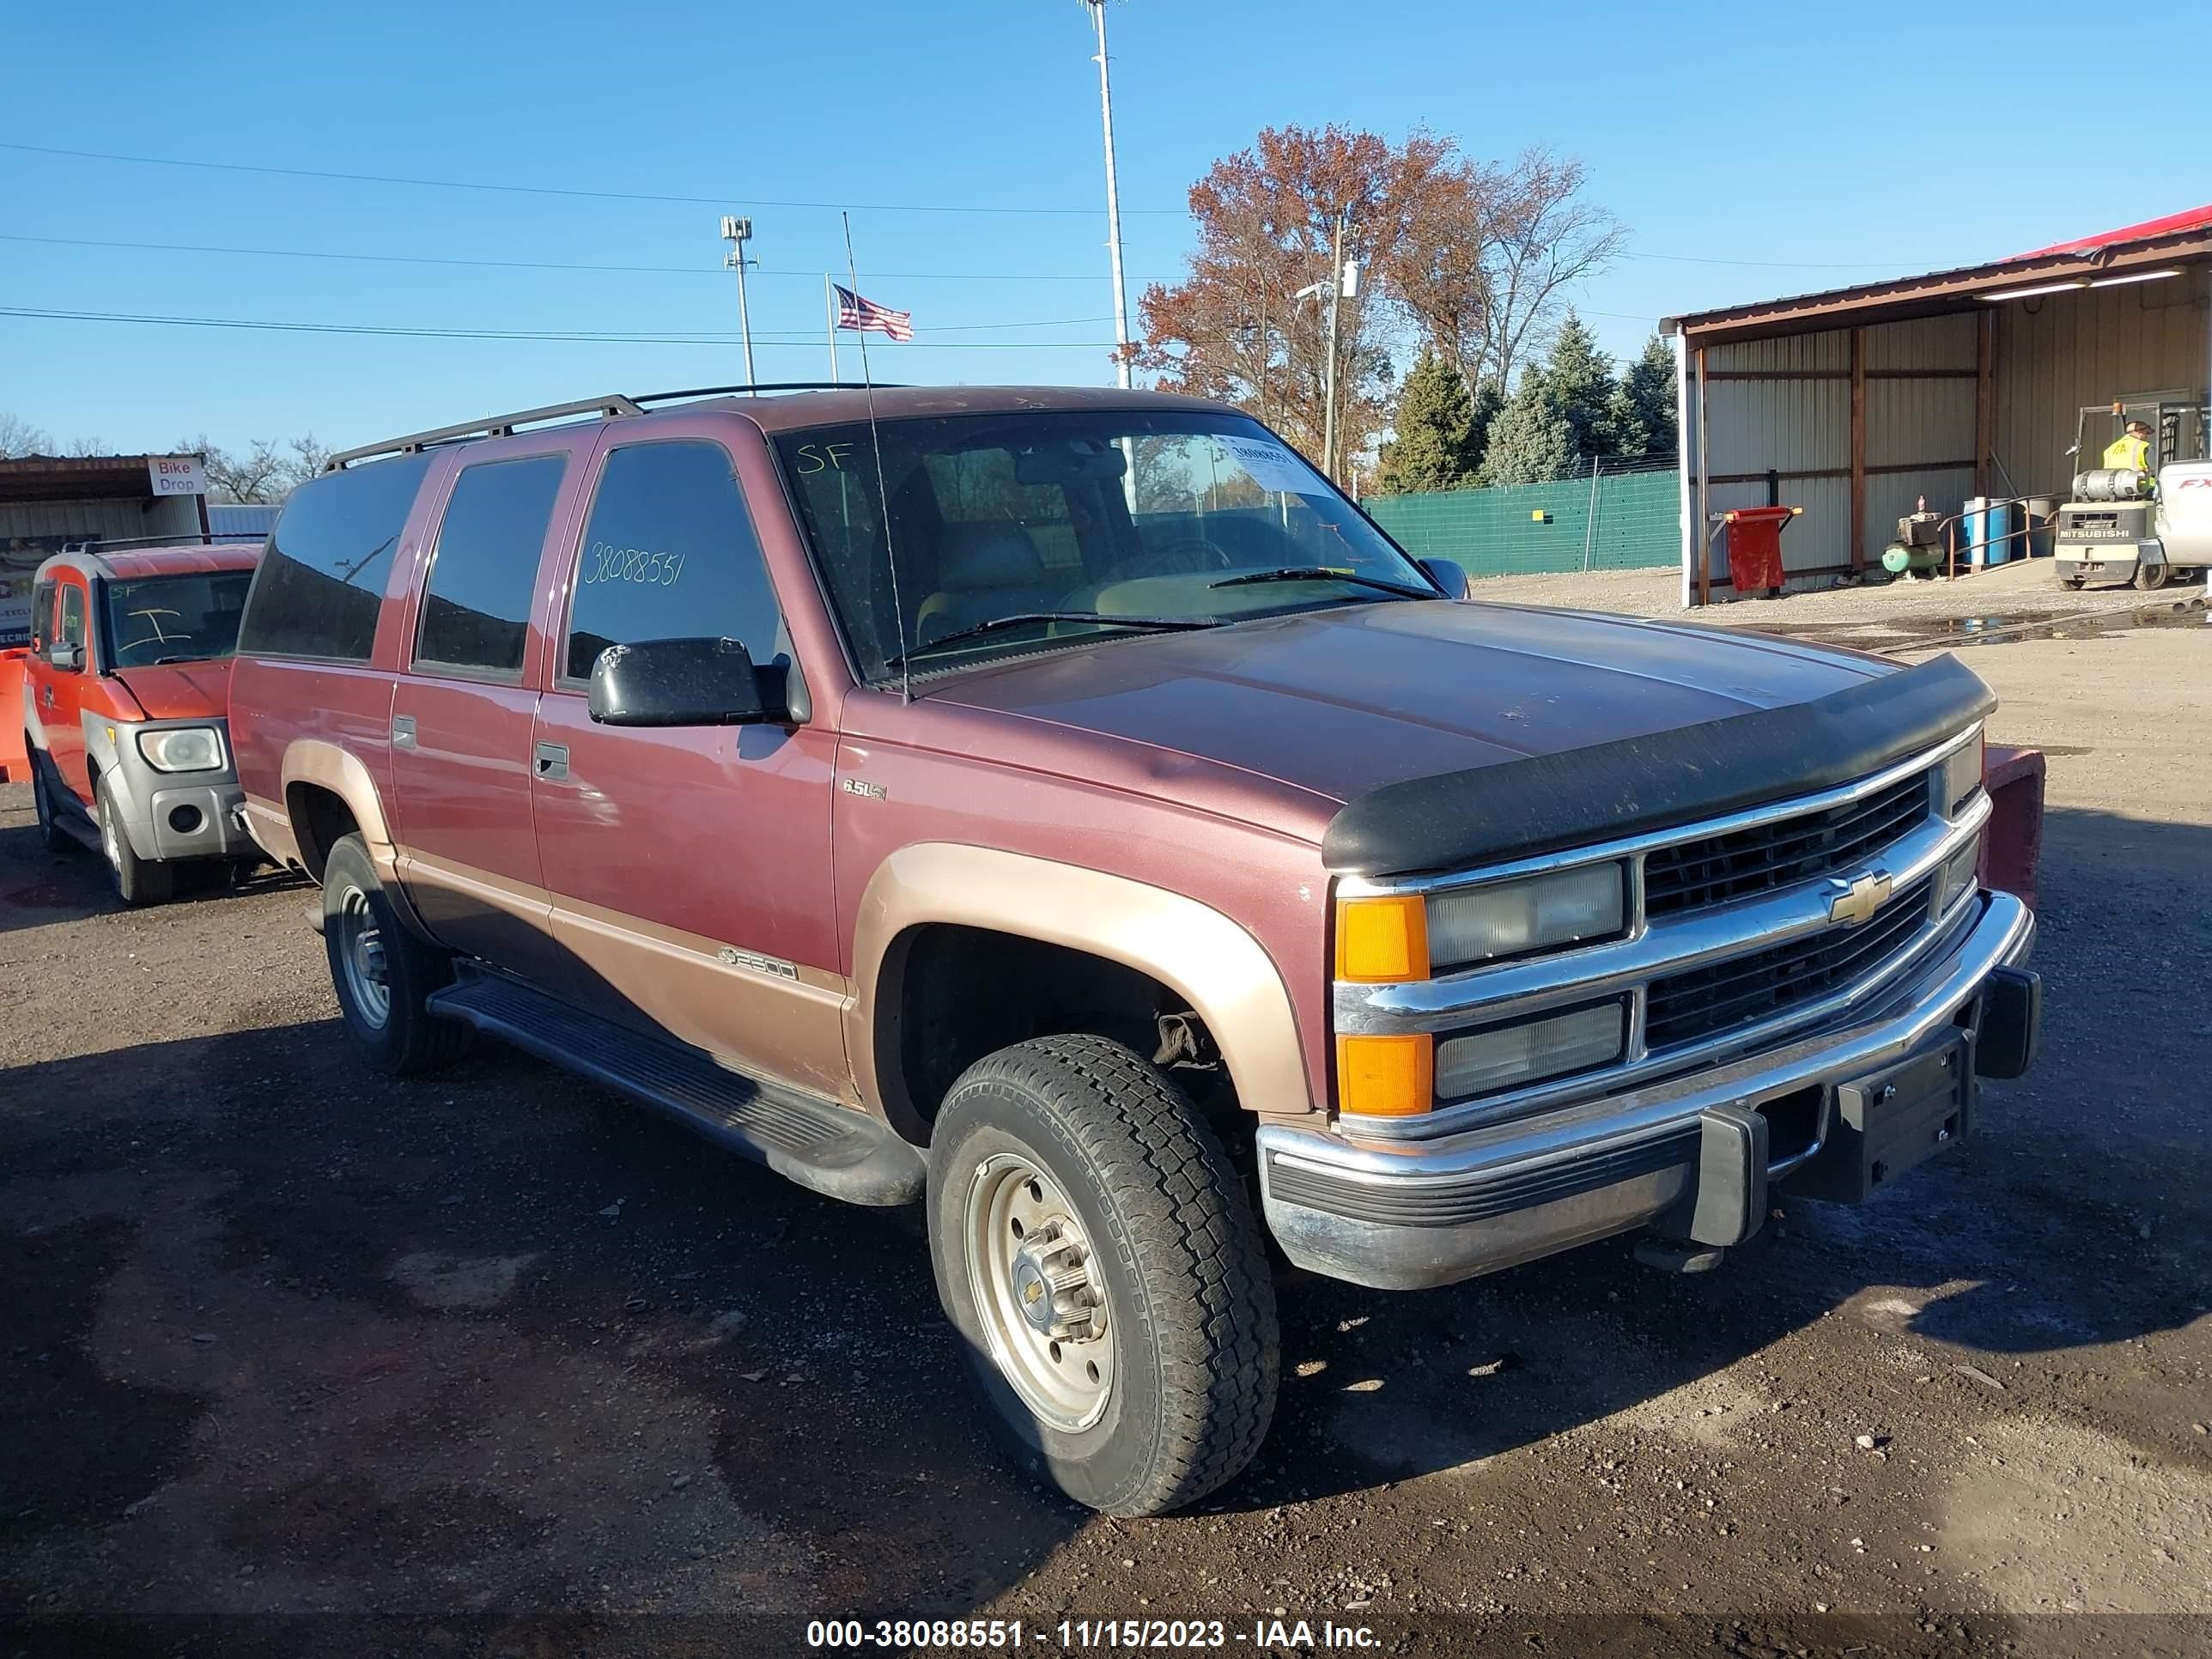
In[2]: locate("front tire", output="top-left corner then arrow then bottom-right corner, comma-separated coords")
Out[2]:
2134,559 -> 2171,591
927,1035 -> 1279,1516
31,752 -> 71,854
321,831 -> 466,1074
98,786 -> 173,906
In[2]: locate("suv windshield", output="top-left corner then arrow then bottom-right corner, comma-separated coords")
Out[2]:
774,410 -> 1437,680
100,571 -> 255,668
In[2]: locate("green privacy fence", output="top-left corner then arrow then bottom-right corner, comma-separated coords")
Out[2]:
1363,462 -> 1681,577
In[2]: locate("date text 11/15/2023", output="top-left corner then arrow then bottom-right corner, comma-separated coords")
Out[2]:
804,1618 -> 1382,1650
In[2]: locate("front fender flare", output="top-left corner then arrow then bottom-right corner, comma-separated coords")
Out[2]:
849,842 -> 1314,1131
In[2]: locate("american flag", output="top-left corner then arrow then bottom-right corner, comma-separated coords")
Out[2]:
834,283 -> 914,343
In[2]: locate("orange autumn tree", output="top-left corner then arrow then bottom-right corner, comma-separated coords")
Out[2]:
1136,126 -> 1621,486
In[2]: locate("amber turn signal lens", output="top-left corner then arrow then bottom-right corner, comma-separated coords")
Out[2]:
1336,1033 -> 1435,1117
1334,895 -> 1430,983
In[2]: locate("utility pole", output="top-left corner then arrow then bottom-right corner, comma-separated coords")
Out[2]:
1322,208 -> 1347,482
1084,1 -> 1133,389
720,216 -> 757,391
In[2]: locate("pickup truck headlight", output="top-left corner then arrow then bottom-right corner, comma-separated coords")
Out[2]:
1936,732 -> 1984,817
1936,832 -> 1983,910
1425,862 -> 1626,972
136,726 -> 225,773
1435,1000 -> 1628,1100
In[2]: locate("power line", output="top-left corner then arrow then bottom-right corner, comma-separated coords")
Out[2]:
0,304 -> 1125,349
0,140 -> 1188,217
3,142 -> 1905,271
0,231 -> 1166,284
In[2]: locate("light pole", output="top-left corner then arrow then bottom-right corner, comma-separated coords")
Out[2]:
1083,1 -> 1133,389
720,215 -> 757,391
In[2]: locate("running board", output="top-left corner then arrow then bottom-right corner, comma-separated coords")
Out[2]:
428,965 -> 924,1206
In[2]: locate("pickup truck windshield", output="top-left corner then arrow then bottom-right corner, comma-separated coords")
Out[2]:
775,411 -> 1437,681
101,571 -> 254,668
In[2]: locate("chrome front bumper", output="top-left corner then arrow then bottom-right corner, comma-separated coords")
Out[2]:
1259,890 -> 2038,1290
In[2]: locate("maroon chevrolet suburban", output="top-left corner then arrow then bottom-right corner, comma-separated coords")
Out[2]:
228,384 -> 2040,1516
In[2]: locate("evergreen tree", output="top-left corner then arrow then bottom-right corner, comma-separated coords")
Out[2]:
1601,333 -> 1679,458
1477,386 -> 1577,485
1376,350 -> 1486,494
1479,312 -> 1620,484
1544,312 -> 1616,459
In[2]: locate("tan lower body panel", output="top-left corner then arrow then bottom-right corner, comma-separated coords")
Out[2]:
379,846 -> 856,1107
545,894 -> 856,1106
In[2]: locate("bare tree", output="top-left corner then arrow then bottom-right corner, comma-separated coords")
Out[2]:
1399,149 -> 1626,395
278,434 -> 335,490
0,413 -> 55,459
176,434 -> 290,504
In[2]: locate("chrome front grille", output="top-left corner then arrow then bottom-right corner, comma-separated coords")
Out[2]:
1644,876 -> 1934,1051
1332,726 -> 1991,1136
1644,772 -> 1930,917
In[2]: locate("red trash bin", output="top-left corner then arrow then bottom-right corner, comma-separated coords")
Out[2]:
1720,505 -> 1802,598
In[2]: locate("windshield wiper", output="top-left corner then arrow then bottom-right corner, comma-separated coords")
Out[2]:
1209,566 -> 1437,600
882,611 -> 1223,671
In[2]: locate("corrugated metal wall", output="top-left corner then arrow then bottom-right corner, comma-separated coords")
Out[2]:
1698,314 -> 1976,586
1993,268 -> 2211,498
0,495 -> 202,546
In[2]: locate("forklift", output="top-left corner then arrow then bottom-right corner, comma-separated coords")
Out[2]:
2052,392 -> 2210,590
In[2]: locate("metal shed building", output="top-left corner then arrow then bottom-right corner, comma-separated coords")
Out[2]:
1662,205 -> 2212,605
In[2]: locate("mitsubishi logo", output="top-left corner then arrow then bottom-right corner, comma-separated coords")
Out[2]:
1827,870 -> 1893,927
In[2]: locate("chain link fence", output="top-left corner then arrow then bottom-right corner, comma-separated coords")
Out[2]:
1364,454 -> 1680,577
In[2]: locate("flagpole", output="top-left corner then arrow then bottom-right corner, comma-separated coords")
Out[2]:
824,274 -> 840,381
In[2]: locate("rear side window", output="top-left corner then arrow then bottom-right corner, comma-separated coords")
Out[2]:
239,453 -> 433,662
563,441 -> 781,682
414,455 -> 566,681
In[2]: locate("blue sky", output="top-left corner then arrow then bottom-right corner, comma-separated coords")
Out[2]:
5,0 -> 2207,456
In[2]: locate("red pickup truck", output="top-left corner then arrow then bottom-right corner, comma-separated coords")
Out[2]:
20,540 -> 262,903
227,385 -> 2040,1516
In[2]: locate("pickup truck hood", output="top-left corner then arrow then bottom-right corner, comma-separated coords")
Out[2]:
112,659 -> 234,722
932,600 -> 1887,806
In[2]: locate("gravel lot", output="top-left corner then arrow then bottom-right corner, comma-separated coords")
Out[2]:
3,590 -> 2208,1656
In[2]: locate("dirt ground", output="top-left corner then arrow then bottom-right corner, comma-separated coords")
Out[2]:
3,591 -> 2209,1657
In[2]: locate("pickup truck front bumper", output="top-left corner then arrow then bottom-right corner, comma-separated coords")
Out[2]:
1257,890 -> 2039,1291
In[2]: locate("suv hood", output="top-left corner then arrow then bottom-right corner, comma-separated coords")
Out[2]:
932,600 -> 1887,806
112,659 -> 235,722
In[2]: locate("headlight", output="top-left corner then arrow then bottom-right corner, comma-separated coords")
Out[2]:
1435,1001 -> 1627,1100
1426,862 -> 1626,971
137,726 -> 225,773
1936,732 -> 1983,817
1936,832 -> 1983,910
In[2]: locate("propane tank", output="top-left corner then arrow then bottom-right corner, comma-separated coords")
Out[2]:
2074,468 -> 2148,501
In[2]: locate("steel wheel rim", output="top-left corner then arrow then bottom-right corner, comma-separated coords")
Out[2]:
334,883 -> 392,1028
100,799 -> 121,872
963,1152 -> 1114,1432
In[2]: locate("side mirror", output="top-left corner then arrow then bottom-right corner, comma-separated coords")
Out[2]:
587,636 -> 772,727
48,641 -> 85,672
1419,558 -> 1471,599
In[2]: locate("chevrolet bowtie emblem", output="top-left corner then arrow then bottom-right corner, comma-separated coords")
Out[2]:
1827,870 -> 1893,927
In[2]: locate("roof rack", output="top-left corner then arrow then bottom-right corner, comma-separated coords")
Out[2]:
326,395 -> 647,470
326,383 -> 908,471
629,381 -> 906,404
58,532 -> 259,554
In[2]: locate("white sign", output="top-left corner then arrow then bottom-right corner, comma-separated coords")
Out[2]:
1218,435 -> 1322,497
0,573 -> 33,648
149,454 -> 208,496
